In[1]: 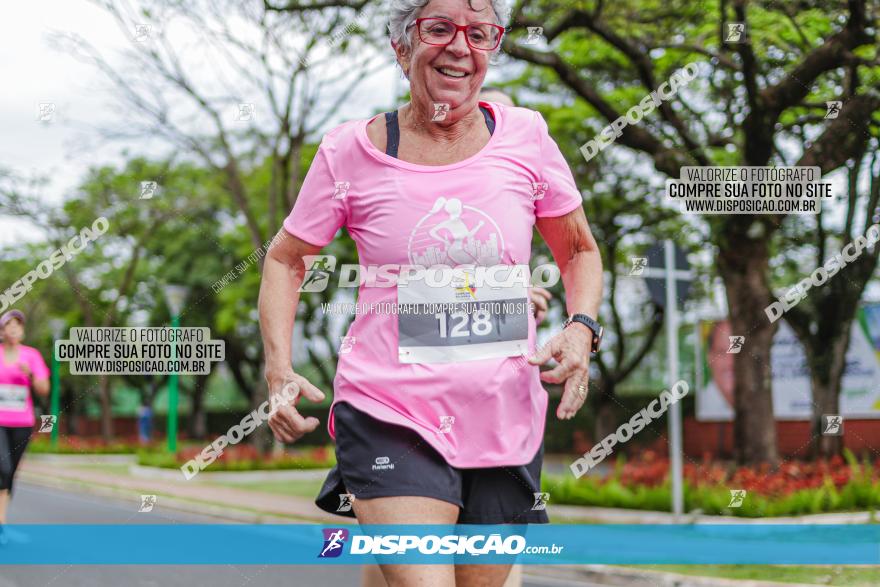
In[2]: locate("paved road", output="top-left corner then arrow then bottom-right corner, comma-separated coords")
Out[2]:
2,483 -> 600,587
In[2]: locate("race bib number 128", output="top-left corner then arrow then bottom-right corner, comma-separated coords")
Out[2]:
397,265 -> 530,364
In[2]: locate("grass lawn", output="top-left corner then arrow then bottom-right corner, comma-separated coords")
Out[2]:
58,462 -> 326,500
625,565 -> 880,585
70,463 -> 135,476
213,478 -> 326,500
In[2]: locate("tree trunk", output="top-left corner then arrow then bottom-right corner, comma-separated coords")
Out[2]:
251,379 -> 273,455
806,321 -> 851,459
63,383 -> 79,435
188,374 -> 210,439
592,381 -> 619,445
98,375 -> 113,440
222,338 -> 255,404
785,255 -> 876,461
717,228 -> 779,464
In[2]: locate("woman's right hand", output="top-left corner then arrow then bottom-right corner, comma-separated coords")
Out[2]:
266,369 -> 326,444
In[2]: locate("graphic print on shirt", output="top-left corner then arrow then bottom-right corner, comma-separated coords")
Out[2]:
398,196 -> 528,364
407,196 -> 504,267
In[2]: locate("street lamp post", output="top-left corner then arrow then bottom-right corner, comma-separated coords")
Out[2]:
163,285 -> 189,453
48,318 -> 66,448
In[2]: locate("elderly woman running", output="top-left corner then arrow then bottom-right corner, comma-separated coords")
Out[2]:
259,0 -> 603,584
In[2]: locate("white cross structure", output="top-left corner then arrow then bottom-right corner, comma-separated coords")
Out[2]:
640,241 -> 693,520
638,264 -> 694,283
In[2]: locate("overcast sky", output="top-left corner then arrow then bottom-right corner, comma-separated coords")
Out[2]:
0,1 -> 863,299
1,1 -> 118,244
0,1 -> 402,248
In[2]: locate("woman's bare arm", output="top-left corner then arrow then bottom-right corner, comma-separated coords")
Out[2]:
529,207 -> 603,419
536,207 -> 602,320
258,229 -> 327,442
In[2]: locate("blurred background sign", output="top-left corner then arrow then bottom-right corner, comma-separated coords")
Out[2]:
643,242 -> 693,308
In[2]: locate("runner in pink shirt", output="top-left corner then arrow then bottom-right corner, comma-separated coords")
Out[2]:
0,310 -> 50,543
259,0 -> 603,584
279,99 -> 586,469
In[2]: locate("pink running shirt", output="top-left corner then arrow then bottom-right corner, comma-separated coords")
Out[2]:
283,102 -> 583,468
0,345 -> 50,428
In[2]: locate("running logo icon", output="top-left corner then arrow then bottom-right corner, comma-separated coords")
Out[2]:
629,257 -> 647,276
339,336 -> 356,354
37,102 -> 56,122
319,528 -> 349,558
825,101 -> 842,119
140,181 -> 159,200
532,492 -> 549,510
333,181 -> 350,200
439,416 -> 455,434
822,415 -> 843,436
727,336 -> 744,354
133,24 -> 152,42
530,182 -> 548,201
431,103 -> 450,122
336,494 -> 355,513
725,23 -> 745,42
38,415 -> 56,433
728,490 -> 746,508
235,103 -> 255,122
524,27 -> 544,45
299,255 -> 336,292
139,494 -> 157,512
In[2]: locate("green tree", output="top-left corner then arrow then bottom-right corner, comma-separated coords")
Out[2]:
504,0 -> 877,463
780,139 -> 880,458
48,0 -> 386,447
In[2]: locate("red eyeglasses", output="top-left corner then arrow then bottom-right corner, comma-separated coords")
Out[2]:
406,17 -> 505,51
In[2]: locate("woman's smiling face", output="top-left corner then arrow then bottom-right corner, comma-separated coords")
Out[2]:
1,318 -> 24,345
396,0 -> 497,113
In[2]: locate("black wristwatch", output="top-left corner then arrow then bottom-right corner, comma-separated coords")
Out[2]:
563,313 -> 604,355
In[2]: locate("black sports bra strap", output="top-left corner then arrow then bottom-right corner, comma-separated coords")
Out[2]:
384,105 -> 494,157
480,104 -> 495,135
384,110 -> 401,158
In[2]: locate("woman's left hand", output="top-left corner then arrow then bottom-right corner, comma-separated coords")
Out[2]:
527,323 -> 593,420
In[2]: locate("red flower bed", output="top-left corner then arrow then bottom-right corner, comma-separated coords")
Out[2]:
178,443 -> 259,463
615,451 -> 880,497
31,435 -> 162,454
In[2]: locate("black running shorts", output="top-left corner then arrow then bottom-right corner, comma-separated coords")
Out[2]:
315,401 -> 549,524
